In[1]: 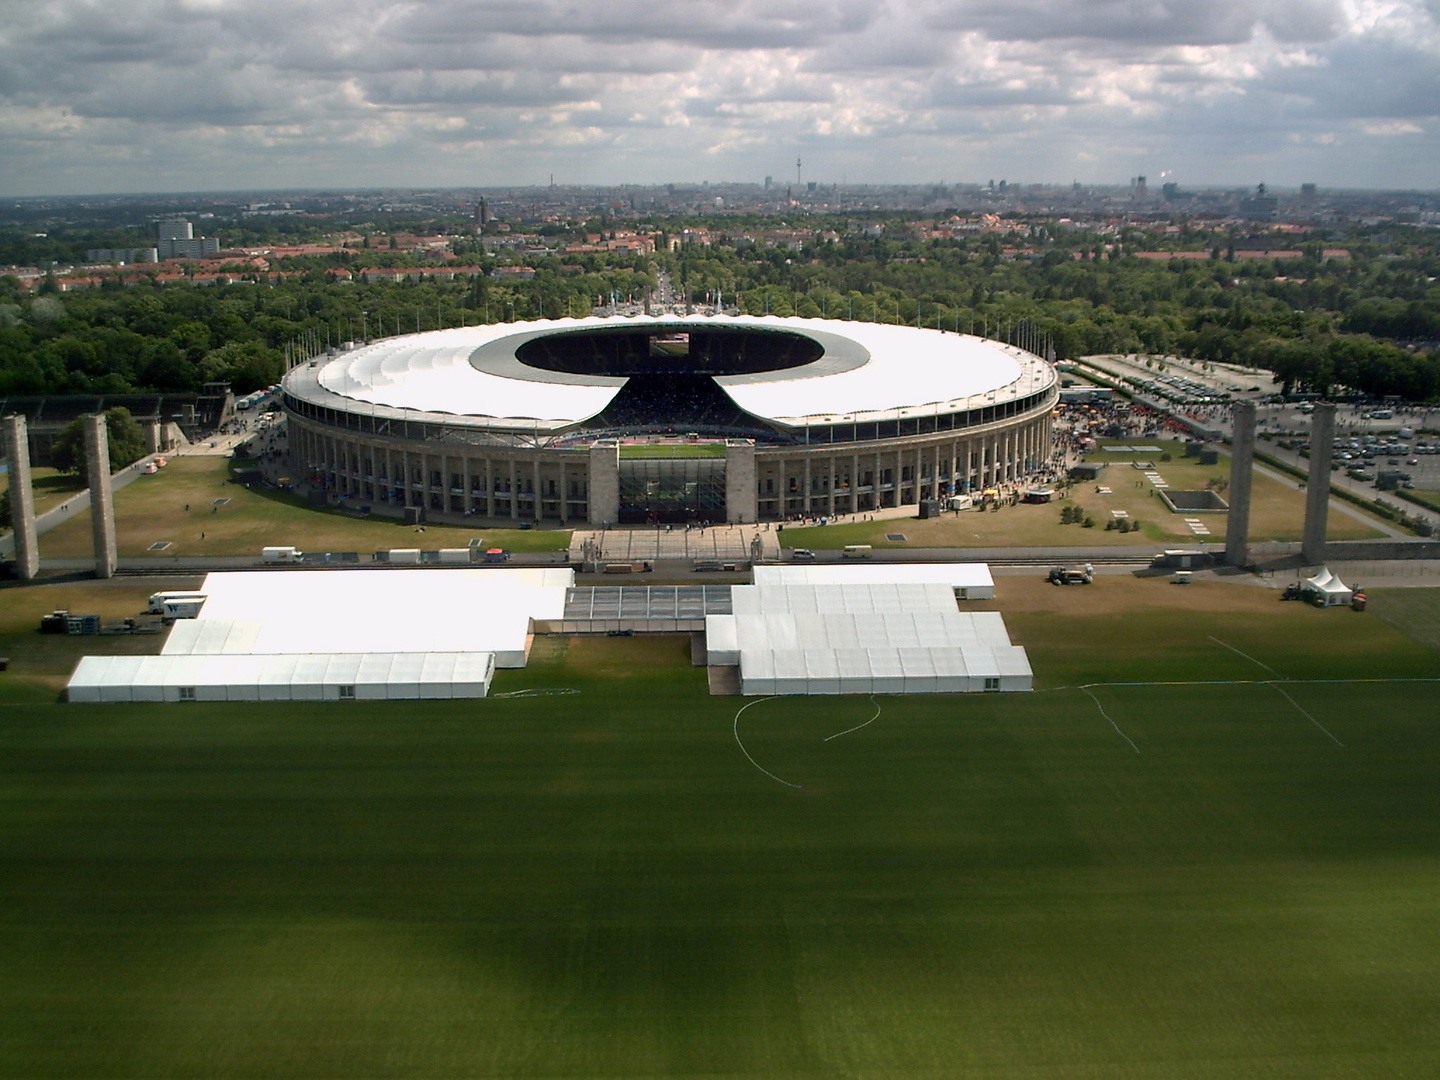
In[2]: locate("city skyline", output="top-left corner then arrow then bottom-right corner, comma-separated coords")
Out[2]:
1,0 -> 1437,197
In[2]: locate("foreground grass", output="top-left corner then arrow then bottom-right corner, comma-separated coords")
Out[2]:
1,581 -> 1437,1078
33,456 -> 571,557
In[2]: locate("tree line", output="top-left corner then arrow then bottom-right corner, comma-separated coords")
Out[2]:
2,214 -> 1437,401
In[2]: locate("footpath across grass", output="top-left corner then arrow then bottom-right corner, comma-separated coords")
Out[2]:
1,575 -> 1437,1078
33,455 -> 571,558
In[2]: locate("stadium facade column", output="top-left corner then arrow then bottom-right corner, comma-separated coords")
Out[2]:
532,460 -> 542,522
1224,402 -> 1257,568
1302,403 -> 1337,565
3,414 -> 41,580
803,456 -> 812,515
557,461 -> 567,525
83,414 -> 118,579
827,458 -> 837,517
725,440 -> 757,524
508,459 -> 519,520
587,443 -> 619,526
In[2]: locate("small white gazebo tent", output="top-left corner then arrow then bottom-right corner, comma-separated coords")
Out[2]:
1304,568 -> 1353,607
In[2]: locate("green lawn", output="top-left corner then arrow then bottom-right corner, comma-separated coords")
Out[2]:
1,579 -> 1438,1078
0,465 -> 84,521
619,443 -> 728,459
32,456 -> 571,557
783,440 -> 1390,549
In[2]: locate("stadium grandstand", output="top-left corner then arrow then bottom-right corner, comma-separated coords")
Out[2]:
282,315 -> 1057,525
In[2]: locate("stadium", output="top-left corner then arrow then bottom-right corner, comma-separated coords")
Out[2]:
282,315 -> 1058,525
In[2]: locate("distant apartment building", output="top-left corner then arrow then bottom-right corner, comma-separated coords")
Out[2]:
84,247 -> 158,264
155,219 -> 220,259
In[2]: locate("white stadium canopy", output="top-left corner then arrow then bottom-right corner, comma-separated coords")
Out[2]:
301,315 -> 1038,429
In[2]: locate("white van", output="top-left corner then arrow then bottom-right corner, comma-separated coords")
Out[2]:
842,544 -> 873,559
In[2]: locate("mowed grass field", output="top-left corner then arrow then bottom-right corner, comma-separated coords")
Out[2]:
32,455 -> 571,558
0,464 -> 84,519
782,439 -> 1389,550
1,578 -> 1439,1078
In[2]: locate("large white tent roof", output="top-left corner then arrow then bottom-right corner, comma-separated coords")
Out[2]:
709,577 -> 1031,694
753,563 -> 995,596
68,652 -> 495,703
731,581 -> 977,615
164,568 -> 569,665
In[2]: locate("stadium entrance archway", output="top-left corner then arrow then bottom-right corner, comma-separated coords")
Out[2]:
618,458 -> 727,524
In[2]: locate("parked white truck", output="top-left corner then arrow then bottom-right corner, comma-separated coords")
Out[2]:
147,591 -> 207,614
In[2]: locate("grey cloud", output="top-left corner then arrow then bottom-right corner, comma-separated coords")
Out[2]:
925,0 -> 1345,46
390,0 -> 877,49
0,0 -> 1435,194
1264,40 -> 1440,119
362,70 -> 597,108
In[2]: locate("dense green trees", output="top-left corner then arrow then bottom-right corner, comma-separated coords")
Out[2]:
49,407 -> 147,486
2,215 -> 1436,401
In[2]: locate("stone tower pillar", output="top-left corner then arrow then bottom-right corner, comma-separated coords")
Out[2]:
725,440 -> 757,524
1224,402 -> 1256,568
1301,404 -> 1336,566
587,442 -> 620,527
3,414 -> 40,579
84,414 -> 118,579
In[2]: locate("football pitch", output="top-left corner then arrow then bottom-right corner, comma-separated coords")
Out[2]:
1,581 -> 1438,1078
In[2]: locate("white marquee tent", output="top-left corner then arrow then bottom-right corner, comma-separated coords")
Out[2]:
753,563 -> 995,599
1303,567 -> 1354,607
67,652 -> 495,703
707,579 -> 1031,695
67,568 -> 567,703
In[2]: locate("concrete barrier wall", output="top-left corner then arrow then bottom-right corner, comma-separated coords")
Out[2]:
1324,540 -> 1440,561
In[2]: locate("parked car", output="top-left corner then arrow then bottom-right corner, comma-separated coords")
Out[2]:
791,548 -> 817,561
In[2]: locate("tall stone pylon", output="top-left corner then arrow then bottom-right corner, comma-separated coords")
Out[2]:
3,414 -> 41,579
1224,402 -> 1256,567
83,414 -> 118,578
1301,403 -> 1336,566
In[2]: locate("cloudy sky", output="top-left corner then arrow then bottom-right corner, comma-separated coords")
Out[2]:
1,0 -> 1437,196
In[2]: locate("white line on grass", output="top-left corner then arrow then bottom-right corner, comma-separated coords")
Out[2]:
1207,636 -> 1279,675
732,697 -> 803,789
1081,686 -> 1141,754
1268,683 -> 1346,747
824,695 -> 881,742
